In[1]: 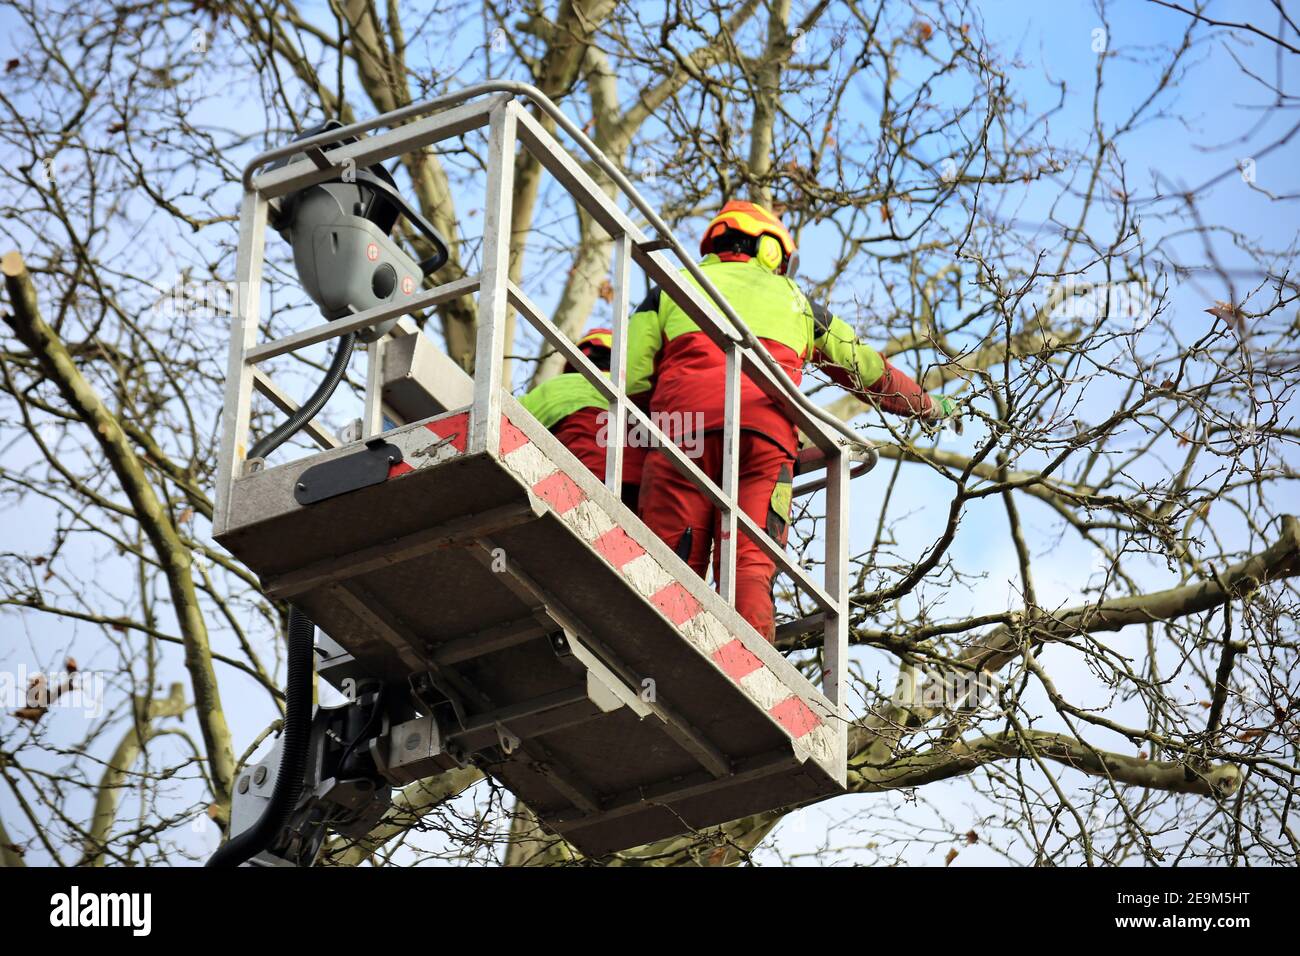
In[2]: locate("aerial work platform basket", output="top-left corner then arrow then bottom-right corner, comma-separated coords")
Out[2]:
214,83 -> 876,858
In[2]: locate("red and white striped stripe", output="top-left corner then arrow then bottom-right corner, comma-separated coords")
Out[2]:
382,411 -> 470,479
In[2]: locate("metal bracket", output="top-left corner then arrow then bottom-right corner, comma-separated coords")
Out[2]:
495,721 -> 521,755
409,669 -> 469,731
548,628 -> 652,720
304,145 -> 334,170
293,437 -> 402,505
340,418 -> 365,444
381,713 -> 460,784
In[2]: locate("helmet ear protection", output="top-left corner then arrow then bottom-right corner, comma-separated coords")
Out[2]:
756,234 -> 785,273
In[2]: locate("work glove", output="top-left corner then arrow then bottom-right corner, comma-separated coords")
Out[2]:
925,394 -> 963,435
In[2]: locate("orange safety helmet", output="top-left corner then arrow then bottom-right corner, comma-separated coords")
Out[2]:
699,200 -> 797,274
576,327 -> 613,354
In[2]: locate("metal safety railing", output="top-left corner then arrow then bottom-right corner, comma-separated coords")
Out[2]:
216,83 -> 876,719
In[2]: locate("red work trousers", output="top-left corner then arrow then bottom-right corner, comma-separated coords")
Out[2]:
637,431 -> 794,642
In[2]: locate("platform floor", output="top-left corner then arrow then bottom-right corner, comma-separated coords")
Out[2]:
216,396 -> 845,857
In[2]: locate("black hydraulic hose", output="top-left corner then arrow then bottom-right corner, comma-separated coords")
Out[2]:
206,606 -> 316,867
248,331 -> 356,462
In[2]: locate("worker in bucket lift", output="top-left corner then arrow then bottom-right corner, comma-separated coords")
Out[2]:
519,327 -> 647,508
626,200 -> 960,642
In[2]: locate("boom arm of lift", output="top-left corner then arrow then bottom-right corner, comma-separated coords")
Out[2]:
227,630 -> 653,866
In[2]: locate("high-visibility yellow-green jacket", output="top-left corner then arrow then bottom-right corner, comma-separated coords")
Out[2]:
625,254 -> 932,452
518,372 -> 607,429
